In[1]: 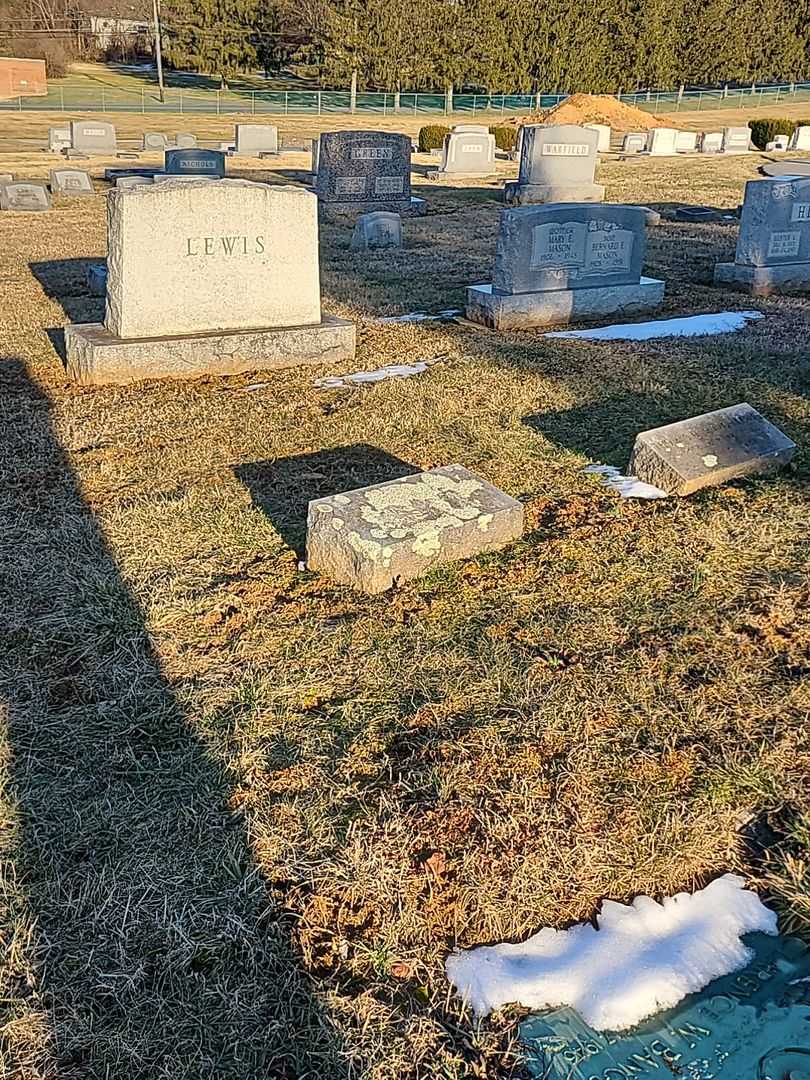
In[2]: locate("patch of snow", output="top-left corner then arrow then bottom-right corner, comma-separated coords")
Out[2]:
314,357 -> 443,389
376,309 -> 461,324
545,310 -> 764,342
583,464 -> 668,500
445,873 -> 777,1031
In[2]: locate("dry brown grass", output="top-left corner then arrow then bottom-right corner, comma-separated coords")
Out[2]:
0,135 -> 808,1080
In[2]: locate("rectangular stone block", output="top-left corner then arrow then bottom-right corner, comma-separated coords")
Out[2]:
71,119 -> 116,154
675,130 -> 698,152
0,181 -> 50,211
622,132 -> 647,153
50,167 -> 94,195
722,126 -> 751,153
493,203 -> 647,294
713,259 -> 810,296
65,313 -> 355,386
584,123 -> 611,152
504,181 -> 605,206
465,277 -> 664,330
316,130 -> 412,212
48,125 -> 71,152
164,148 -> 225,178
647,128 -> 678,155
306,464 -> 523,593
789,126 -> 810,150
104,179 -> 321,338
434,131 -> 496,176
700,131 -> 724,152
235,124 -> 278,155
629,404 -> 796,495
115,175 -> 153,190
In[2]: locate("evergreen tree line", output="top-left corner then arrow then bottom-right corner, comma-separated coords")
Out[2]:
162,0 -> 810,93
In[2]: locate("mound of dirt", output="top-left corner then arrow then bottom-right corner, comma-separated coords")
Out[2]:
508,93 -> 683,132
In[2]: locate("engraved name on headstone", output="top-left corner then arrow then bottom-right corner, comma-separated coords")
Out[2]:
436,130 -> 496,175
70,119 -> 116,154
0,181 -> 51,211
50,167 -> 94,195
505,124 -> 603,205
315,131 -> 412,212
48,125 -> 71,152
164,148 -> 226,178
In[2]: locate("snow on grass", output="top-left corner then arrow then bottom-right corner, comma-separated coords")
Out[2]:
445,874 -> 778,1031
314,356 -> 445,389
583,464 -> 668,500
375,309 -> 462,324
545,310 -> 764,342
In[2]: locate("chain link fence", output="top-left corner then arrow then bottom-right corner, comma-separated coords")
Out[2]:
2,82 -> 810,116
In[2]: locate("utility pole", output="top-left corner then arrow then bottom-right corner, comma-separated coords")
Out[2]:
152,0 -> 165,104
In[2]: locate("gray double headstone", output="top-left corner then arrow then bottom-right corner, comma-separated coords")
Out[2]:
164,148 -> 225,178
466,203 -> 664,329
431,131 -> 496,177
350,211 -> 402,251
505,124 -> 603,205
700,131 -> 724,153
630,404 -> 795,495
714,175 -> 810,295
234,124 -> 279,156
315,130 -> 423,217
0,181 -> 50,211
70,119 -> 116,155
50,167 -> 94,195
622,132 -> 647,154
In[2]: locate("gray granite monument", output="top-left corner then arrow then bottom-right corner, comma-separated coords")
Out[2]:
70,119 -> 116,155
466,203 -> 664,329
64,180 -> 354,385
234,124 -> 278,156
306,464 -> 524,593
504,125 -> 603,205
429,130 -> 496,177
629,404 -> 796,495
0,181 -> 50,211
164,148 -> 225,178
714,176 -> 810,295
351,211 -> 402,251
50,167 -> 94,195
315,130 -> 424,218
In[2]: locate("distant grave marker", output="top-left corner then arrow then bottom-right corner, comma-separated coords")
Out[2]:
700,131 -> 724,152
621,132 -> 647,154
675,130 -> 698,152
0,181 -> 50,211
584,122 -> 611,151
722,126 -> 751,153
505,124 -> 603,205
142,132 -> 168,150
351,211 -> 402,251
48,125 -> 71,152
234,124 -> 279,156
70,119 -> 116,155
788,125 -> 810,150
647,127 -> 678,155
629,403 -> 795,495
174,132 -> 197,149
50,167 -> 94,195
430,130 -> 496,177
164,148 -> 225,178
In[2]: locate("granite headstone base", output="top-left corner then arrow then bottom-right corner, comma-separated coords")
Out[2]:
504,181 -> 605,205
65,314 -> 355,386
306,464 -> 524,593
714,260 -> 810,296
465,278 -> 665,330
319,196 -> 427,221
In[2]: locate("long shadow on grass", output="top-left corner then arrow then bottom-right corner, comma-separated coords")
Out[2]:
0,359 -> 349,1079
235,445 -> 419,556
30,259 -> 105,324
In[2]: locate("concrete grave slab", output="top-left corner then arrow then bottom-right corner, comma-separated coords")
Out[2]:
306,464 -> 523,593
629,403 -> 795,495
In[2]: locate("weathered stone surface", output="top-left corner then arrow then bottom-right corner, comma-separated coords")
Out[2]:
700,131 -> 724,152
760,160 -> 810,178
713,259 -> 810,295
70,119 -> 116,154
105,179 -> 321,338
504,180 -> 605,205
493,203 -> 647,295
452,124 -> 490,134
629,403 -> 795,495
50,167 -> 94,195
508,124 -> 602,204
164,148 -> 225,178
142,132 -> 168,150
87,262 -> 107,296
466,277 -> 665,329
351,211 -> 402,251
306,464 -> 523,593
320,195 -> 426,220
65,313 -> 355,386
235,123 -> 278,155
722,126 -> 751,153
174,132 -> 197,148
585,123 -> 611,151
622,132 -> 647,153
115,175 -> 153,189
788,125 -> 810,150
104,166 -> 158,181
48,125 -> 71,152
647,128 -> 678,155
675,130 -> 698,152
316,130 -> 412,213
432,131 -> 496,176
766,135 -> 789,150
0,181 -> 50,211
0,172 -> 12,185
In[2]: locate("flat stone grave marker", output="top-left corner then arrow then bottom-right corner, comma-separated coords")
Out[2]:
761,160 -> 810,178
234,123 -> 278,156
647,127 -> 678,155
174,132 -> 197,148
789,125 -> 810,150
351,211 -> 402,250
315,130 -> 424,218
519,932 -> 810,1080
584,123 -> 610,151
701,131 -> 724,152
306,464 -> 523,593
675,205 -> 725,222
629,403 -> 795,495
505,124 -> 603,205
675,130 -> 698,152
48,125 -> 71,152
70,119 -> 116,155
0,181 -> 50,211
715,175 -> 810,294
467,202 -> 664,329
622,132 -> 647,153
431,130 -> 496,177
722,126 -> 751,153
142,132 -> 168,150
164,147 -> 225,178
104,166 -> 158,182
64,179 -> 354,385
50,167 -> 94,195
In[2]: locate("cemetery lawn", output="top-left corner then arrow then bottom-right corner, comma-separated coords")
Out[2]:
0,143 -> 808,1079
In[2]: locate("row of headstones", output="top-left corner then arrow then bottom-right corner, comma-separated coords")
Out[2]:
48,119 -> 280,158
0,167 -> 97,210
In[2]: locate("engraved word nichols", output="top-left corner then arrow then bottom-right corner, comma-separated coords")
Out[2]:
185,235 -> 266,256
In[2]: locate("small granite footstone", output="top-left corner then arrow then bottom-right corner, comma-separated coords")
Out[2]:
351,211 -> 402,250
0,181 -> 50,211
87,263 -> 107,296
629,403 -> 796,496
50,167 -> 94,195
306,464 -> 524,593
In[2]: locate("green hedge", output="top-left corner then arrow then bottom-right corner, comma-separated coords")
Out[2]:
748,117 -> 810,149
418,124 -> 450,152
489,124 -> 517,152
